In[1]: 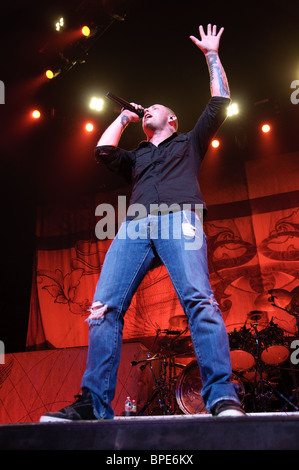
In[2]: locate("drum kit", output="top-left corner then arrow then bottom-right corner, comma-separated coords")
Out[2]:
133,288 -> 299,415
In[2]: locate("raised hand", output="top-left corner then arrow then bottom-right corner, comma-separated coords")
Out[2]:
190,24 -> 224,55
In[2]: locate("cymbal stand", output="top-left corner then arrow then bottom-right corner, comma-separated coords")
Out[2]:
251,322 -> 299,412
280,387 -> 299,412
135,352 -> 181,416
251,322 -> 267,412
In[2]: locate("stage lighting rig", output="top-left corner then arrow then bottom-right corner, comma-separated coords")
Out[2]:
45,69 -> 61,80
40,5 -> 124,81
80,24 -> 99,40
89,97 -> 104,111
44,46 -> 87,81
55,17 -> 65,32
227,102 -> 239,117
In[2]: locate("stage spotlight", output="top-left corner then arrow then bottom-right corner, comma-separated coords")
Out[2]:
89,96 -> 104,112
55,17 -> 64,32
261,123 -> 271,133
45,70 -> 54,79
211,139 -> 220,148
85,122 -> 94,132
227,102 -> 239,117
32,110 -> 41,119
82,26 -> 91,37
45,69 -> 61,80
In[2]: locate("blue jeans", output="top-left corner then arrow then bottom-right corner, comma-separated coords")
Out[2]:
81,210 -> 240,418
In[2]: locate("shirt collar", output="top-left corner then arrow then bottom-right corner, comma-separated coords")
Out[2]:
137,132 -> 178,149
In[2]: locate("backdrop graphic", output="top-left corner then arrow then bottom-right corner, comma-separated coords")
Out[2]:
26,151 -> 299,350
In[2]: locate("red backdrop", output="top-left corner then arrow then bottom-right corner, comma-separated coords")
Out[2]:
26,150 -> 299,349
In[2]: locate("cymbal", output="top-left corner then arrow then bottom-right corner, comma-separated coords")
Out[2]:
268,289 -> 293,309
254,293 -> 279,312
247,310 -> 269,325
168,315 -> 188,330
158,335 -> 194,356
171,336 -> 194,356
268,288 -> 299,316
254,292 -> 298,334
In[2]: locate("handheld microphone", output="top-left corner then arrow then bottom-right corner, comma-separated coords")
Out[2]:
106,92 -> 144,118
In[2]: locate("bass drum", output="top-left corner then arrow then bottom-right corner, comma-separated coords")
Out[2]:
175,360 -> 245,415
259,324 -> 290,365
228,327 -> 256,372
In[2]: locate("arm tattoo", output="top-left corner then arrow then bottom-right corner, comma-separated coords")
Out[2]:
206,52 -> 230,97
120,115 -> 130,128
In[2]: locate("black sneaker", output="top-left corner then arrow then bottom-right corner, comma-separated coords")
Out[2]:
40,388 -> 97,422
211,400 -> 246,417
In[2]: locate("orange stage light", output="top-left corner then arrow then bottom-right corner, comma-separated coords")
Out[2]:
32,109 -> 41,119
85,122 -> 94,132
211,139 -> 220,148
261,123 -> 271,133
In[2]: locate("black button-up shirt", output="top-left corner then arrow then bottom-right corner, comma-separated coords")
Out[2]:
95,96 -> 230,219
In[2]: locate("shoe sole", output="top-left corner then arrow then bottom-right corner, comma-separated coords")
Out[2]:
216,410 -> 246,417
40,416 -> 74,423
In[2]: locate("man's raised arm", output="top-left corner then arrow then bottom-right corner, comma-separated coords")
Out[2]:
190,24 -> 230,98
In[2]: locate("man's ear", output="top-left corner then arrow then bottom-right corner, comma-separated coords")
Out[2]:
168,115 -> 178,130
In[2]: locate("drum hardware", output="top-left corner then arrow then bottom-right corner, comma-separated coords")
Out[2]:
136,327 -> 193,416
135,309 -> 299,415
255,289 -> 293,313
247,310 -> 268,325
168,315 -> 189,331
280,387 -> 299,412
228,324 -> 256,372
136,352 -> 184,416
157,325 -> 194,358
269,290 -> 299,332
246,310 -> 291,366
248,320 -> 299,412
268,289 -> 294,312
175,360 -> 246,415
255,290 -> 299,335
259,321 -> 290,366
250,321 -> 267,412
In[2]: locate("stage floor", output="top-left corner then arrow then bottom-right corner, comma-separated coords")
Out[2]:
1,412 -> 299,451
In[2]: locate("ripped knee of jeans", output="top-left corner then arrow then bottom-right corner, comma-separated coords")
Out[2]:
209,296 -> 220,309
86,301 -> 107,322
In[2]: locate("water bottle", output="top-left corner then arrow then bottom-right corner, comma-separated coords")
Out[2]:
132,399 -> 137,415
125,396 -> 132,414
124,396 -> 136,416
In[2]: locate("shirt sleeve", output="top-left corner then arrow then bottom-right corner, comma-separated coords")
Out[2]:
189,96 -> 230,160
94,145 -> 134,183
